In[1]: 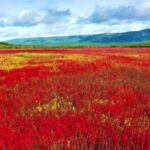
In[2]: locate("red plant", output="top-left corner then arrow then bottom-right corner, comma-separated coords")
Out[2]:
0,48 -> 149,149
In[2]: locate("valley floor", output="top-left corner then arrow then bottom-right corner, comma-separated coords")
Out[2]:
0,48 -> 150,149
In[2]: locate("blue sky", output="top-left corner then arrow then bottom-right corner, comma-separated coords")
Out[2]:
0,0 -> 150,41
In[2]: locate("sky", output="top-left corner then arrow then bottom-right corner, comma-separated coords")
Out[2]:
0,0 -> 150,41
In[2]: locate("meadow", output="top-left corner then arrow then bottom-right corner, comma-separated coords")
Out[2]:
0,48 -> 150,149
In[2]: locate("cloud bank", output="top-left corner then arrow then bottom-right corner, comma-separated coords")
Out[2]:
0,0 -> 150,41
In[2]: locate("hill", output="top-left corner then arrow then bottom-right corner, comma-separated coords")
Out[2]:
5,28 -> 150,46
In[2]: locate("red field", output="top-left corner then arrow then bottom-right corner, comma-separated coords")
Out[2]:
0,48 -> 150,149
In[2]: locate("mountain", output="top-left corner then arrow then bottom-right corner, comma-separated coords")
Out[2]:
6,28 -> 150,46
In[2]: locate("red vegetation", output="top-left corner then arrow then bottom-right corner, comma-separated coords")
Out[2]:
0,48 -> 150,149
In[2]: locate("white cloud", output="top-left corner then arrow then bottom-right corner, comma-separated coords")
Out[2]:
135,0 -> 150,17
0,19 -> 149,41
15,10 -> 41,26
0,0 -> 150,41
0,8 -> 71,27
79,2 -> 150,24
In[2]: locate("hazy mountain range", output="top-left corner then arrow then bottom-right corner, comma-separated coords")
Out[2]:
6,28 -> 150,46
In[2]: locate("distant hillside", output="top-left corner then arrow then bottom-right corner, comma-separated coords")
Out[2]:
0,42 -> 18,48
5,28 -> 150,46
